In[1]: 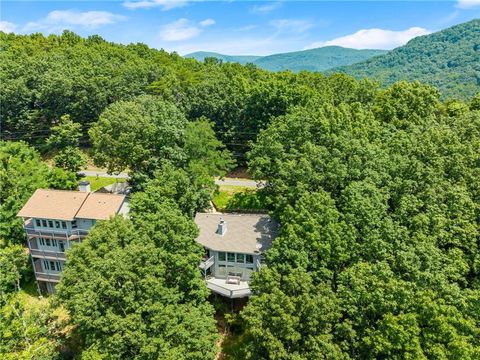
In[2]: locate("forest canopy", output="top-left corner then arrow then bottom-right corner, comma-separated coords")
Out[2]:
0,29 -> 479,359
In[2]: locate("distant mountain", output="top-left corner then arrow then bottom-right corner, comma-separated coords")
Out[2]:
184,51 -> 261,65
185,46 -> 387,72
253,46 -> 387,72
332,19 -> 480,99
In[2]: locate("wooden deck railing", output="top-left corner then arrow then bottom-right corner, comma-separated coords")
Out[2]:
199,256 -> 215,271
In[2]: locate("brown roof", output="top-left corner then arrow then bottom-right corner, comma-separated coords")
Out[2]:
194,213 -> 278,254
17,189 -> 125,221
17,189 -> 89,221
75,193 -> 125,220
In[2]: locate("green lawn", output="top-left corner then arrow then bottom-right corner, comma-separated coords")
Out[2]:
212,185 -> 268,212
79,176 -> 127,192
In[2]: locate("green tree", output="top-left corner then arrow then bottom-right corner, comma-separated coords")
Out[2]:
241,267 -> 344,360
185,118 -> 236,184
129,163 -> 211,218
56,216 -> 218,359
0,245 -> 29,300
0,142 -> 49,246
47,115 -> 86,172
89,95 -> 188,187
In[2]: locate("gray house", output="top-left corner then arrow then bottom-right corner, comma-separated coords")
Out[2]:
194,213 -> 278,298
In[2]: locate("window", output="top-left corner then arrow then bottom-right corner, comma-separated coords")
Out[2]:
39,237 -> 45,246
227,253 -> 235,262
218,252 -> 226,261
43,260 -> 49,270
61,221 -> 67,229
52,239 -> 57,247
236,253 -> 245,263
46,238 -> 51,246
55,221 -> 60,229
246,255 -> 254,264
48,220 -> 53,228
71,220 -> 77,229
218,264 -> 227,277
42,220 -> 47,227
35,219 -> 41,227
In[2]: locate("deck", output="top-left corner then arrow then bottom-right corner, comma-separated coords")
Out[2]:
206,277 -> 251,298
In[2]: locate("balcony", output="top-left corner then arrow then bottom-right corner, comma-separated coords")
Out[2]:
199,256 -> 215,271
206,277 -> 251,298
34,272 -> 61,283
24,226 -> 89,241
29,249 -> 66,260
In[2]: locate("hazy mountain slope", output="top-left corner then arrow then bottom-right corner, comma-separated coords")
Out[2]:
185,46 -> 387,72
184,51 -> 261,64
332,19 -> 480,99
254,46 -> 387,72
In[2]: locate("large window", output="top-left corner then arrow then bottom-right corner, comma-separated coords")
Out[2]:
216,251 -> 256,280
42,260 -> 62,272
35,219 -> 41,227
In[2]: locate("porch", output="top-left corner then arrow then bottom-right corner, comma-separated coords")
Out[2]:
206,276 -> 251,298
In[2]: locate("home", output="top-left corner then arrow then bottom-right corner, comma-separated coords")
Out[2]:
194,213 -> 278,298
17,181 -> 128,294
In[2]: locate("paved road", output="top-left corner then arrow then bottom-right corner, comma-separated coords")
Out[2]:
214,178 -> 259,188
79,170 -> 129,179
79,170 -> 260,188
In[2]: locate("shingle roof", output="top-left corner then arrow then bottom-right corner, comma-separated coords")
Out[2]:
194,213 -> 278,254
17,189 -> 125,221
17,189 -> 89,221
75,193 -> 125,220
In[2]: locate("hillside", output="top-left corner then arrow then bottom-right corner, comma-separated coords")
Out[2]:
254,46 -> 387,72
185,46 -> 387,72
184,51 -> 261,64
332,19 -> 480,99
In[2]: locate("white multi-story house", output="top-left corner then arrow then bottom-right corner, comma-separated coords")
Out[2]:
194,213 -> 278,298
17,181 -> 127,294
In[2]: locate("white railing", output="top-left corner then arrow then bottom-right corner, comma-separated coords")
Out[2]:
206,278 -> 251,298
29,249 -> 66,260
34,271 -> 61,283
24,227 -> 89,240
199,256 -> 215,271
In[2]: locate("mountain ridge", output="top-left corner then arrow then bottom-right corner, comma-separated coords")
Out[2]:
331,19 -> 480,99
185,46 -> 387,72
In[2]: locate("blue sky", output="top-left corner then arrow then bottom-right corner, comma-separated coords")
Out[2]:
1,1 -> 479,55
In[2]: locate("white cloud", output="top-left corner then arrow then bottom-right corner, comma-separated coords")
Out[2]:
0,21 -> 17,33
24,10 -> 126,32
123,0 -> 188,10
306,27 -> 431,50
251,2 -> 282,14
270,19 -> 313,34
199,18 -> 215,27
456,0 -> 480,8
159,18 -> 203,41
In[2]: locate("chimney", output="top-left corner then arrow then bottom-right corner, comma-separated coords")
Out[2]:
217,218 -> 227,236
79,180 -> 91,193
